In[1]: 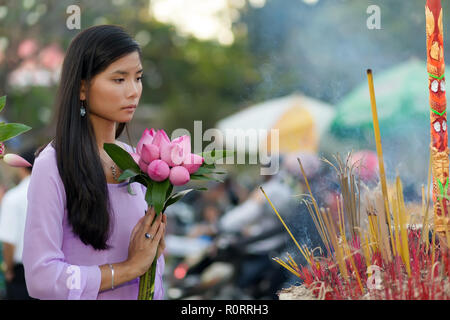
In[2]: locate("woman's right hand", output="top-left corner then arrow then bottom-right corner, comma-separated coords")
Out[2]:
126,207 -> 165,277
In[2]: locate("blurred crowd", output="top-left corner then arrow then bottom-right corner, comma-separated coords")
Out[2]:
161,151 -> 340,299
0,144 -> 394,300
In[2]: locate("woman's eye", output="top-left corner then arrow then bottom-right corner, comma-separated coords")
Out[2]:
114,79 -> 125,83
137,76 -> 143,81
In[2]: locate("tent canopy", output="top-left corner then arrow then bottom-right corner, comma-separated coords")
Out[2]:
217,93 -> 335,154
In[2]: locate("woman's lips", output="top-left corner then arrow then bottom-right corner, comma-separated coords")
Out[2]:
123,104 -> 136,110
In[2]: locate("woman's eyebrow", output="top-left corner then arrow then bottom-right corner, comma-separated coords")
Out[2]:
111,68 -> 144,75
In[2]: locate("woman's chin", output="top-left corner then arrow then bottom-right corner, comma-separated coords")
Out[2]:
117,114 -> 134,122
120,108 -> 136,118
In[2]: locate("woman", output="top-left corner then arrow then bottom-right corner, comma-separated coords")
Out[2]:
23,25 -> 166,300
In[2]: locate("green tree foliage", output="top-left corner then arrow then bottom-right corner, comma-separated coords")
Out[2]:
0,0 -> 261,146
1,0 -> 447,148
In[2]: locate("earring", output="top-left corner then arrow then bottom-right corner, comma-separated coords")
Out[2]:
80,100 -> 86,117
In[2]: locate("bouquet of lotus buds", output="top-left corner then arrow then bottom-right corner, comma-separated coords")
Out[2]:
104,128 -> 233,300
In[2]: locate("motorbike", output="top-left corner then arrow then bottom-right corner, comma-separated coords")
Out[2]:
166,225 -> 289,300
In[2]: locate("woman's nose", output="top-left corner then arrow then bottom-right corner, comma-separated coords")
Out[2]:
127,80 -> 140,98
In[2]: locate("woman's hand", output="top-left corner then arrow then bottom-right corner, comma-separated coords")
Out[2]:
126,207 -> 165,277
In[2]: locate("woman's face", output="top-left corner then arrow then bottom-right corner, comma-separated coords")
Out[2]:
81,51 -> 143,123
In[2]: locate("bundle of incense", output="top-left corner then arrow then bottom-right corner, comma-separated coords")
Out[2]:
264,67 -> 450,299
265,163 -> 450,299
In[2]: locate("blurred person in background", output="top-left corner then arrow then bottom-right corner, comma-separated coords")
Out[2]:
187,202 -> 222,239
218,153 -> 321,242
186,174 -> 248,238
0,146 -> 36,300
199,175 -> 248,215
215,153 -> 321,297
223,175 -> 249,207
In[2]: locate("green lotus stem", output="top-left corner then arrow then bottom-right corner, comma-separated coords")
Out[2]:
138,212 -> 159,300
138,267 -> 145,298
137,260 -> 157,300
138,265 -> 149,300
148,260 -> 157,299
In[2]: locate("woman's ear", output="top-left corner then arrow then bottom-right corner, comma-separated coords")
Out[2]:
80,80 -> 86,100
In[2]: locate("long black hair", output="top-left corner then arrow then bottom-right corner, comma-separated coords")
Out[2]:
36,25 -> 141,250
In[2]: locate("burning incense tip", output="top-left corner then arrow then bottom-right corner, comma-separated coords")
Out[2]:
367,69 -> 372,75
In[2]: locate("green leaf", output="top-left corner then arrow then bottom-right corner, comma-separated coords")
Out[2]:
163,189 -> 194,212
0,123 -> 32,142
145,181 -> 153,206
166,183 -> 173,199
190,174 -> 223,183
0,96 -> 5,113
127,174 -> 153,197
104,143 -> 140,173
199,149 -> 235,164
202,163 -> 216,169
196,167 -> 226,175
194,166 -> 215,175
134,174 -> 150,186
162,187 -> 208,213
118,168 -> 139,182
152,179 -> 170,215
190,174 -> 211,181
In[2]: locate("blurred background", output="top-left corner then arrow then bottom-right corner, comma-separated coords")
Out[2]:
0,0 -> 441,299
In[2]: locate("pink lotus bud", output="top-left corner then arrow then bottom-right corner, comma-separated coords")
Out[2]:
2,153 -> 32,167
160,142 -> 185,167
151,129 -> 170,150
172,135 -> 191,157
182,153 -> 204,174
169,166 -> 190,186
139,158 -> 149,173
147,159 -> 170,182
130,152 -> 140,165
137,128 -> 156,155
141,143 -> 160,163
0,142 -> 5,156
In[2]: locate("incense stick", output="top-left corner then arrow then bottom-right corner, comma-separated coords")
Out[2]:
298,158 -> 333,256
260,186 -> 311,265
367,69 -> 396,257
396,177 -> 411,276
